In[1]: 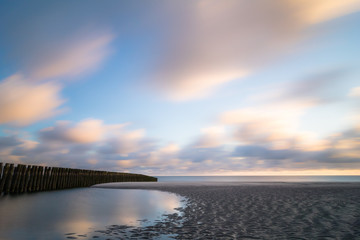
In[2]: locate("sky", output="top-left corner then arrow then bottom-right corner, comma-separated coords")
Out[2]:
0,0 -> 360,176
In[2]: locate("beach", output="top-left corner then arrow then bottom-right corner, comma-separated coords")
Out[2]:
94,182 -> 360,239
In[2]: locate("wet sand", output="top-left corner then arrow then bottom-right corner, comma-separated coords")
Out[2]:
93,182 -> 360,239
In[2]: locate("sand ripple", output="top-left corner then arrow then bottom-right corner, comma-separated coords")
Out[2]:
92,182 -> 360,239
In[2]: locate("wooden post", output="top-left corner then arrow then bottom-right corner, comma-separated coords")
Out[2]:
56,168 -> 62,189
27,166 -> 35,192
25,165 -> 32,193
0,162 -> 3,181
69,169 -> 73,188
38,166 -> 44,191
20,165 -> 28,193
54,167 -> 60,190
43,167 -> 49,191
61,168 -> 66,189
60,168 -> 65,189
47,167 -> 54,190
32,166 -> 39,192
64,168 -> 69,188
4,164 -> 14,194
1,162 -> 157,194
47,167 -> 53,190
10,165 -> 19,193
13,165 -> 25,193
0,163 -> 10,194
16,165 -> 25,193
51,168 -> 57,190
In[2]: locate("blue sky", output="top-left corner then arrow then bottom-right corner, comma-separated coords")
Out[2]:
0,0 -> 360,175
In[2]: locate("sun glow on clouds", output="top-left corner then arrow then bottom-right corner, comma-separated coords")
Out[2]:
0,1 -> 360,175
348,86 -> 360,98
0,32 -> 114,126
0,74 -> 64,126
147,0 -> 360,101
40,119 -> 105,143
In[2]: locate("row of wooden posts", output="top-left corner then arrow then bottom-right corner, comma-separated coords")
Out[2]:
0,162 -> 157,195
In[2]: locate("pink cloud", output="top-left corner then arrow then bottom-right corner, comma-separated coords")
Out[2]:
40,119 -> 105,144
146,0 -> 360,101
0,74 -> 64,126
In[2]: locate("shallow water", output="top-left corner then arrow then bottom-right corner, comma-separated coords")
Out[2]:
156,175 -> 360,182
0,188 -> 184,240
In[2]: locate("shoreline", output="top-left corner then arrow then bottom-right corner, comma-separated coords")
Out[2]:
93,182 -> 360,239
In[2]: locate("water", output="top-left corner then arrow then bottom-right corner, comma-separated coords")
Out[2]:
1,176 -> 359,239
0,188 -> 184,240
156,175 -> 360,182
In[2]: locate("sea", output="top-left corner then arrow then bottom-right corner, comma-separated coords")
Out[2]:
156,175 -> 360,182
0,175 -> 359,240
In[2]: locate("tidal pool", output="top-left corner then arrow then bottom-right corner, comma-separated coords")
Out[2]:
0,188 -> 184,240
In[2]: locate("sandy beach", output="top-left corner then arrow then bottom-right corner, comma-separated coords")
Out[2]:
92,182 -> 360,239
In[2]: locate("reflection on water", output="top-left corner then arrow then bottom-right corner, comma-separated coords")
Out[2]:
0,188 -> 183,240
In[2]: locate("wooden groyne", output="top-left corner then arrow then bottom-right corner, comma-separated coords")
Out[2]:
0,162 -> 157,195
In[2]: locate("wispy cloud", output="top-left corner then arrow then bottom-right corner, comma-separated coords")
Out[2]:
0,32 -> 114,126
220,70 -> 349,151
31,33 -> 114,80
145,0 -> 360,101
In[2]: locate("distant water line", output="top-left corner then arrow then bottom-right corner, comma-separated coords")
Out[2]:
156,175 -> 360,182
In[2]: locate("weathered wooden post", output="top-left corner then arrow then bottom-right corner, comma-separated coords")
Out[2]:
63,168 -> 68,189
32,166 -> 39,192
57,168 -> 63,189
0,162 -> 3,181
16,165 -> 26,193
43,167 -> 49,191
0,163 -> 10,194
37,166 -> 43,191
20,165 -> 29,193
4,164 -> 15,194
25,165 -> 33,192
13,165 -> 25,193
52,168 -> 59,190
10,165 -> 19,193
66,168 -> 71,188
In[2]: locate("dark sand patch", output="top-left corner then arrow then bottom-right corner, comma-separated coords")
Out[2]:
92,182 -> 360,239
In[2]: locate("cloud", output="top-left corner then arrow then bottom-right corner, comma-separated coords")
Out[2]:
6,119 -> 150,169
0,74 -> 64,126
231,126 -> 360,169
0,32 -> 113,126
99,129 -> 147,156
219,69 -> 349,151
145,0 -> 360,101
39,119 -> 105,144
293,0 -> 360,24
222,102 -> 331,152
31,33 -> 113,80
0,135 -> 22,151
251,70 -> 346,105
348,86 -> 360,98
194,126 -> 226,148
221,103 -> 306,149
2,123 -> 360,174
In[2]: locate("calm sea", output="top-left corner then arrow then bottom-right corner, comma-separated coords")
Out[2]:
156,175 -> 360,182
0,188 -> 184,240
